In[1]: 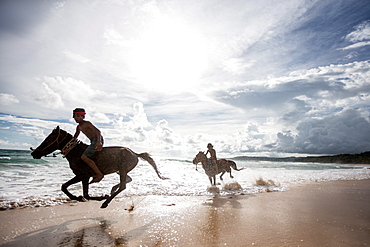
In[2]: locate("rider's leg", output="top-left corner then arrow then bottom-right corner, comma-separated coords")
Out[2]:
81,154 -> 104,183
213,159 -> 218,174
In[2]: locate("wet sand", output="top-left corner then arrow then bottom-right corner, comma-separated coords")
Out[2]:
0,179 -> 369,246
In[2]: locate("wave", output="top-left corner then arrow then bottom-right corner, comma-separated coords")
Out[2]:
0,150 -> 369,210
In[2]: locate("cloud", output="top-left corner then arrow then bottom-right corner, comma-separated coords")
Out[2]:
1,0 -> 370,157
197,60 -> 370,155
0,139 -> 31,150
35,82 -> 64,109
155,119 -> 181,146
0,93 -> 19,105
63,50 -> 90,63
0,113 -> 76,150
222,58 -> 256,75
345,21 -> 370,42
213,61 -> 370,119
30,76 -> 121,117
340,21 -> 370,50
340,41 -> 370,50
275,109 -> 370,154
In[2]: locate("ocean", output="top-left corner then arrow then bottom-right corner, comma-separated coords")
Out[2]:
1,149 -> 369,210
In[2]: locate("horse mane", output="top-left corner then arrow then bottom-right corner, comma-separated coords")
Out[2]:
57,127 -> 88,146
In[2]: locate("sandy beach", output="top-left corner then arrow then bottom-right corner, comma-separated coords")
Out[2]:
0,179 -> 369,247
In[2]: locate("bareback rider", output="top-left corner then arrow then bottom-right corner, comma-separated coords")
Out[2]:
72,108 -> 104,183
205,143 -> 218,173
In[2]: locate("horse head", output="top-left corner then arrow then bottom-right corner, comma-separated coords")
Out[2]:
193,151 -> 207,164
31,126 -> 69,159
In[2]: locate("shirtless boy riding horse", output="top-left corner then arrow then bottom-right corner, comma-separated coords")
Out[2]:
72,108 -> 104,183
205,143 -> 218,173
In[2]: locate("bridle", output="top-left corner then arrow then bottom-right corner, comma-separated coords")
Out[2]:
194,152 -> 207,171
196,152 -> 207,162
33,128 -> 69,156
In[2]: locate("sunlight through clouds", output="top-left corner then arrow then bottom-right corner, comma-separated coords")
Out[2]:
128,15 -> 208,93
0,0 -> 370,157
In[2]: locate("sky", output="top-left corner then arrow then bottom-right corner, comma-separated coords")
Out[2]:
0,0 -> 370,158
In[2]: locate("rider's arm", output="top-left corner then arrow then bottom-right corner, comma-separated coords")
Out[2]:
73,125 -> 80,140
87,122 -> 103,151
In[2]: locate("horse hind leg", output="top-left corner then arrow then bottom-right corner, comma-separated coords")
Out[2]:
110,184 -> 120,195
111,175 -> 132,195
101,172 -> 129,208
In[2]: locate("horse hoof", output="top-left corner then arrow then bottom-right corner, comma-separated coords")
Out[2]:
77,196 -> 87,202
101,202 -> 109,208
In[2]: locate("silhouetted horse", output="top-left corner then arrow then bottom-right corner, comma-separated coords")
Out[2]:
192,151 -> 244,185
31,126 -> 167,208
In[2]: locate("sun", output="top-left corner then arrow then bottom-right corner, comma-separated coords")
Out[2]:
128,16 -> 208,93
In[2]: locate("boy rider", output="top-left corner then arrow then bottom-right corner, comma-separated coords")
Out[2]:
72,108 -> 104,183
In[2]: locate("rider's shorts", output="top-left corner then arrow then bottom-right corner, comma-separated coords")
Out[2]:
83,137 -> 104,158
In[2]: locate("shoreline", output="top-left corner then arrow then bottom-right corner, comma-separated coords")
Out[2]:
1,179 -> 369,246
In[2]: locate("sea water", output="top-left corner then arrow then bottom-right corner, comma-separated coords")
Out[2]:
0,149 -> 369,209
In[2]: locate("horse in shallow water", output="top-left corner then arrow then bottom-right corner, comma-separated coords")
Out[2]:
31,126 -> 167,208
192,151 -> 244,185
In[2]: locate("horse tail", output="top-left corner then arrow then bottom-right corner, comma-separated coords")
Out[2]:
137,152 -> 168,180
229,160 -> 245,171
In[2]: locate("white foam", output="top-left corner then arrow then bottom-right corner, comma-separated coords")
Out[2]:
1,155 -> 369,209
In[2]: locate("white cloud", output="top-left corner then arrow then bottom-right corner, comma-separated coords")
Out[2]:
340,41 -> 370,50
223,58 -> 256,75
340,21 -> 370,50
1,0 -> 370,157
214,61 -> 370,118
0,139 -> 31,150
89,111 -> 110,124
0,114 -> 75,149
0,93 -> 19,105
30,76 -> 122,117
345,21 -> 370,42
35,82 -> 64,109
63,50 -> 90,63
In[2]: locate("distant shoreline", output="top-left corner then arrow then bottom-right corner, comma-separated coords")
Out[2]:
2,149 -> 370,164
233,151 -> 370,164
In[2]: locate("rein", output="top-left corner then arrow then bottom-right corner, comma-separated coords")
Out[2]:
34,128 -> 68,156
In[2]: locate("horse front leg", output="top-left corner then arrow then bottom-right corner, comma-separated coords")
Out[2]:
82,179 -> 109,201
219,171 -> 226,180
209,176 -> 213,185
101,171 -> 128,208
212,175 -> 217,186
61,176 -> 86,202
